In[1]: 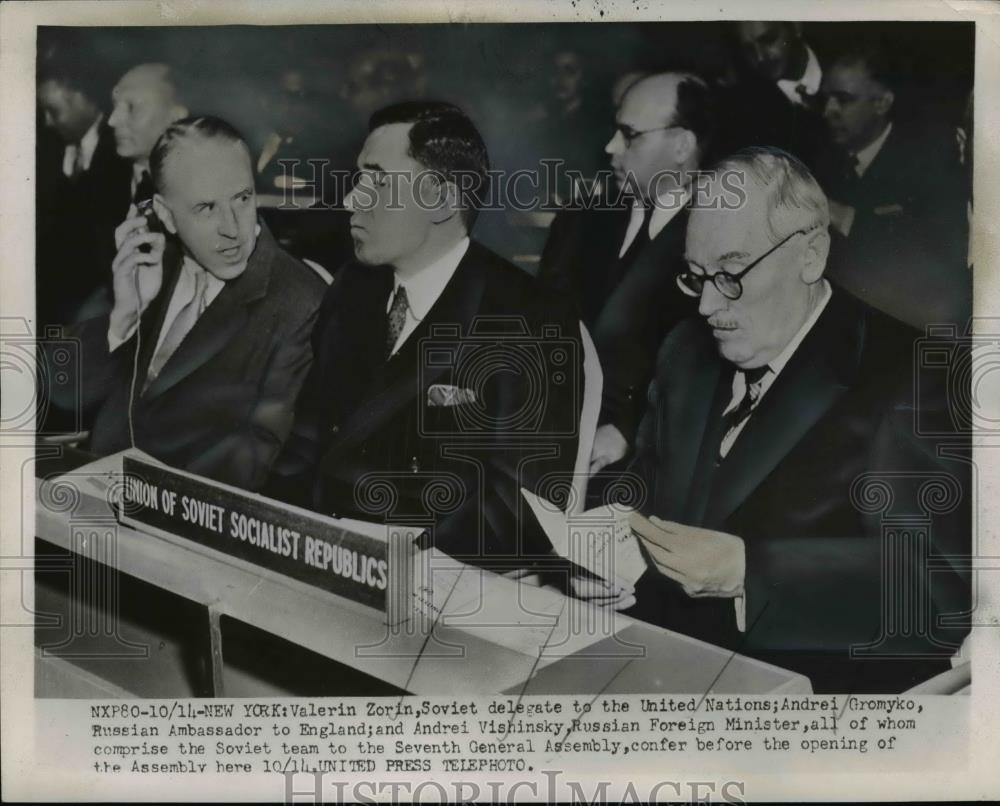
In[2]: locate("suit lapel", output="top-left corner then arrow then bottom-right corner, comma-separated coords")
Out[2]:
321,265 -> 393,422
135,239 -> 183,384
662,344 -> 727,523
326,243 -> 486,454
141,221 -> 274,399
703,293 -> 859,528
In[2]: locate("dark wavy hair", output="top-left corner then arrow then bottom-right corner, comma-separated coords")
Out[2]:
369,100 -> 490,231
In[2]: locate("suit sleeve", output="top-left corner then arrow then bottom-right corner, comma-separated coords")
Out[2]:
432,301 -> 586,564
264,281 -> 342,505
537,208 -> 579,303
45,313 -> 129,417
187,299 -> 320,492
742,377 -> 971,662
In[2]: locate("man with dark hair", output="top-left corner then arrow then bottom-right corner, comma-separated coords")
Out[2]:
539,72 -> 711,477
273,101 -> 584,566
620,148 -> 969,693
817,43 -> 969,329
717,22 -> 829,170
36,64 -> 131,328
58,116 -> 325,491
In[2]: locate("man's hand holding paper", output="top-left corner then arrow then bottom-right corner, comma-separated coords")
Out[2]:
628,512 -> 745,599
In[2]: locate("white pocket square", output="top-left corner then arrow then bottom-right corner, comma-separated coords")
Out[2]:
427,384 -> 476,407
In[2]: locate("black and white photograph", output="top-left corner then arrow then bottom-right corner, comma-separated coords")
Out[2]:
2,0 -> 998,802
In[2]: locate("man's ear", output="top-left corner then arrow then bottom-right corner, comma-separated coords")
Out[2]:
429,176 -> 460,226
875,89 -> 895,117
801,227 -> 830,283
152,194 -> 177,235
673,129 -> 698,166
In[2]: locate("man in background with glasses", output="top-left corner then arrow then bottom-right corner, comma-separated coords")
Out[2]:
539,71 -> 715,480
620,147 -> 970,693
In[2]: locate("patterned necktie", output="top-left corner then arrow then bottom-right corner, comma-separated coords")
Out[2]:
145,267 -> 209,390
719,365 -> 771,459
386,285 -> 409,358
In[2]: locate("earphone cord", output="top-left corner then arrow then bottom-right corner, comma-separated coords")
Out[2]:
127,268 -> 142,449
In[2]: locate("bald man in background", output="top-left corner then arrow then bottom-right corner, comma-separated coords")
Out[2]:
539,72 -> 714,478
109,63 -> 190,204
61,63 -> 191,325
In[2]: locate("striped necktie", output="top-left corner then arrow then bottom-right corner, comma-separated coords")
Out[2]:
719,365 -> 771,460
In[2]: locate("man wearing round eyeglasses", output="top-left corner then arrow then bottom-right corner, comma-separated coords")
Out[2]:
540,72 -> 714,480
620,147 -> 970,693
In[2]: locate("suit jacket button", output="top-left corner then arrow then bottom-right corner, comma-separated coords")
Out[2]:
409,457 -> 420,473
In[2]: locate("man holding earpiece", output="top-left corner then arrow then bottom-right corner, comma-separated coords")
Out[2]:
66,115 -> 325,491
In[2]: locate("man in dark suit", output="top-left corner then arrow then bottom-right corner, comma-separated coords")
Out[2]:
539,72 -> 712,475
621,148 -> 970,693
61,116 -> 325,491
718,22 -> 830,171
817,44 -> 970,329
41,62 -> 192,329
36,68 -> 132,328
273,101 -> 584,566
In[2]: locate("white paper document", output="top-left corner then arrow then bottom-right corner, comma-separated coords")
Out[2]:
521,488 -> 648,588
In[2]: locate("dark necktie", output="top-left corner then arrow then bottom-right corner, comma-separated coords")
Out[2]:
612,205 -> 654,288
134,170 -> 155,205
719,365 -> 771,460
386,285 -> 409,358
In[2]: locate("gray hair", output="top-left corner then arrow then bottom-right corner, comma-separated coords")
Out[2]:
714,146 -> 829,241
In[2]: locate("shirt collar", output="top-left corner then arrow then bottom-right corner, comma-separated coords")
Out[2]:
77,113 -> 103,170
776,44 -> 822,105
393,237 -> 470,320
766,279 -> 832,376
647,186 -> 691,241
179,254 -> 226,306
853,121 -> 893,178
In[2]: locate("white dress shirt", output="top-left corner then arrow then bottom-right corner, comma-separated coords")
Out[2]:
853,121 -> 893,178
617,187 -> 691,258
776,45 -> 823,107
386,237 -> 470,356
718,279 -> 832,458
62,114 -> 103,178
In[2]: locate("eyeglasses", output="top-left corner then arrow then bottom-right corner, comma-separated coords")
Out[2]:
613,123 -> 685,147
676,228 -> 809,301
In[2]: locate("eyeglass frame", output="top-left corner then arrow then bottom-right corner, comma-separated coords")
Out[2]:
612,122 -> 687,147
676,227 -> 813,301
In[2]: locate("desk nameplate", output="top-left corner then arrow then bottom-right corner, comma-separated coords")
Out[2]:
119,455 -> 416,620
